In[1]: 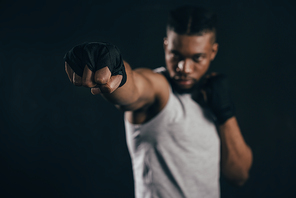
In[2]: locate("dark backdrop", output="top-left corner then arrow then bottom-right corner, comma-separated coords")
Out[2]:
1,0 -> 296,197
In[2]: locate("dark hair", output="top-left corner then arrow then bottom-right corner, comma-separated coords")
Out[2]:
167,6 -> 217,41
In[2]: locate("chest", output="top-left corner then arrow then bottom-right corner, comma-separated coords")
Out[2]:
126,93 -> 219,154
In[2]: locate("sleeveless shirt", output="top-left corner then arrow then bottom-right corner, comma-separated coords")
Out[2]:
124,68 -> 220,198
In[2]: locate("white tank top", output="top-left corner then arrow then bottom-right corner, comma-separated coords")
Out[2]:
124,68 -> 220,198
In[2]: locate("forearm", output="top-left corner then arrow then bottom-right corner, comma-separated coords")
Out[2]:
100,61 -> 154,110
219,117 -> 253,186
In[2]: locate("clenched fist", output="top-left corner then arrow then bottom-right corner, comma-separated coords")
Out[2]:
198,74 -> 235,125
64,42 -> 127,94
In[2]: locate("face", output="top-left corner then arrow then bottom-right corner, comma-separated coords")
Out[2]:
164,30 -> 218,90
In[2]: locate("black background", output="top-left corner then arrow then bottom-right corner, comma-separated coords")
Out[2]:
1,0 -> 296,197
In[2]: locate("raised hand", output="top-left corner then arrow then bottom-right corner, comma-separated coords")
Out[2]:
199,73 -> 235,125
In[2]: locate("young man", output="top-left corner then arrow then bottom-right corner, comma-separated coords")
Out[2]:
64,6 -> 252,198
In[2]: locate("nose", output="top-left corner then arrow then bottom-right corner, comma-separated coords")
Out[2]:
176,59 -> 193,74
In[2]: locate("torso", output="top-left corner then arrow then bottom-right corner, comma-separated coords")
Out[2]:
124,68 -> 221,198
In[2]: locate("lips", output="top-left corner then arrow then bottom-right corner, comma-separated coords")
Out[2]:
175,79 -> 193,85
172,75 -> 196,88
173,76 -> 194,86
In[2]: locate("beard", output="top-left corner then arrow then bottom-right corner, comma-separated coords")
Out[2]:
170,75 -> 203,94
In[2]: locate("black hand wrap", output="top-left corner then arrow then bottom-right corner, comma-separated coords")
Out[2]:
64,42 -> 127,87
202,74 -> 235,125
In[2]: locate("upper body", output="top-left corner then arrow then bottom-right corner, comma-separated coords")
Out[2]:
125,67 -> 220,198
64,6 -> 253,197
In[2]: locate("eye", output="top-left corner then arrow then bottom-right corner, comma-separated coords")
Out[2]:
170,50 -> 182,61
172,53 -> 180,59
192,55 -> 204,63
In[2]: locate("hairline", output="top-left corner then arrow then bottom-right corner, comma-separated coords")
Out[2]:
166,27 -> 217,44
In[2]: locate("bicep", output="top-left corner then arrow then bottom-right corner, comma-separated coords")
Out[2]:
118,68 -> 170,113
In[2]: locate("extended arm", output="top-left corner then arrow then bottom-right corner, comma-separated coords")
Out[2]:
65,60 -> 169,112
64,42 -> 170,125
64,42 -> 169,113
219,117 -> 253,186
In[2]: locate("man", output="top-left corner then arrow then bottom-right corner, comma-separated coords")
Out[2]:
64,6 -> 252,198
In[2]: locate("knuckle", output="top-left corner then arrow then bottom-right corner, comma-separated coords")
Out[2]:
82,80 -> 94,87
95,76 -> 109,85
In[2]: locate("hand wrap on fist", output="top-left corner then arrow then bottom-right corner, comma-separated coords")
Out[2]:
201,74 -> 235,125
64,42 -> 126,87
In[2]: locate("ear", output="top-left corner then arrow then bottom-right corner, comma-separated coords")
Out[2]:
210,43 -> 219,60
163,37 -> 168,50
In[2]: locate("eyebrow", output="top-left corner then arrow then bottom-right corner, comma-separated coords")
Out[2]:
170,49 -> 181,55
171,49 -> 205,57
192,53 -> 205,57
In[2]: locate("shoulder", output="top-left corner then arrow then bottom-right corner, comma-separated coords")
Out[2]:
135,67 -> 170,92
134,67 -> 170,106
126,67 -> 171,124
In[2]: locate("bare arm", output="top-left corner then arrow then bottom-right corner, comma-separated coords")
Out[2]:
65,60 -> 170,116
219,117 -> 253,186
200,74 -> 253,186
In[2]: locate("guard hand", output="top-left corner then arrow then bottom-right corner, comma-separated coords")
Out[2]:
199,73 -> 235,125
